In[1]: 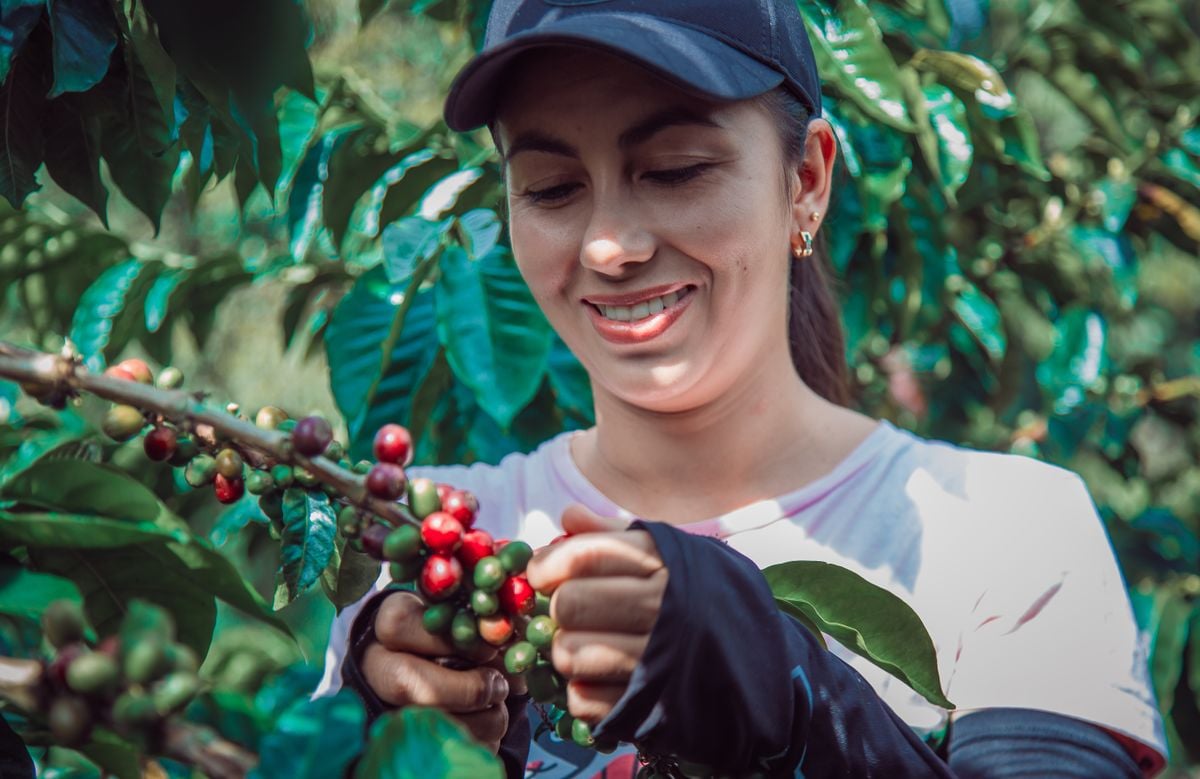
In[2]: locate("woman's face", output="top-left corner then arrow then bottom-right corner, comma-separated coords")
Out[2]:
495,49 -> 827,415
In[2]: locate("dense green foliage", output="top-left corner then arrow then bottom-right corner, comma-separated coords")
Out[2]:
2,0 -> 1200,774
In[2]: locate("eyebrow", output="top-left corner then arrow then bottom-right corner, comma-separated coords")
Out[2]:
502,106 -> 724,162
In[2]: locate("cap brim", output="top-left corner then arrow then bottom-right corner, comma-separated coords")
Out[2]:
444,12 -> 786,132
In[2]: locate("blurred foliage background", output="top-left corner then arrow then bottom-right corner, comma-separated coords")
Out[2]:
2,0 -> 1200,774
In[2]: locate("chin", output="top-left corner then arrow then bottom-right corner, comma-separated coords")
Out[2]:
594,359 -> 720,415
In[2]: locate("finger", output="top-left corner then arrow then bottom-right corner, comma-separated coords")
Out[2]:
362,645 -> 510,712
561,503 -> 631,535
566,680 -> 626,725
454,705 -> 509,753
552,630 -> 647,683
527,532 -> 662,594
551,572 -> 666,633
375,593 -> 499,665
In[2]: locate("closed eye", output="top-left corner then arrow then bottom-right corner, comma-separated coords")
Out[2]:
643,163 -> 711,185
519,182 -> 582,205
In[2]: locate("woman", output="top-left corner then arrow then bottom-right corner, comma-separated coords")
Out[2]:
318,1 -> 1167,776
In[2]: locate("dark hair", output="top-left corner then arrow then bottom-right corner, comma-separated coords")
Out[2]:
757,88 -> 852,407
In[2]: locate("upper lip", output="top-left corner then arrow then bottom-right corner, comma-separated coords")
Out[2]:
581,283 -> 693,307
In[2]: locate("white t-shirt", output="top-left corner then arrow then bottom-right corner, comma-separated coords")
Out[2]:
316,418 -> 1168,769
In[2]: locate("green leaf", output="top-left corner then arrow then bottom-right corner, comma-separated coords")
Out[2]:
1160,148 -> 1200,190
68,258 -> 162,371
354,707 -> 504,779
1036,307 -> 1108,416
323,536 -> 382,611
47,0 -> 118,98
0,21 -> 49,208
78,727 -> 142,779
143,267 -> 188,333
324,128 -> 430,248
276,88 -> 326,205
375,152 -> 461,232
0,564 -> 82,619
921,82 -> 972,199
325,264 -> 441,458
276,489 -> 338,609
252,689 -> 366,779
796,0 -> 914,132
435,246 -> 553,431
1147,585 -> 1193,713
0,0 -> 42,84
2,459 -> 171,524
0,509 -> 185,548
382,216 -> 449,283
456,209 -> 502,260
951,281 -> 1006,363
41,95 -> 108,224
764,561 -> 953,709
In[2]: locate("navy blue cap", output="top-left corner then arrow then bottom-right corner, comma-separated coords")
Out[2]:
444,0 -> 823,132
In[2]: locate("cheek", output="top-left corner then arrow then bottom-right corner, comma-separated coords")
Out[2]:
508,209 -> 578,301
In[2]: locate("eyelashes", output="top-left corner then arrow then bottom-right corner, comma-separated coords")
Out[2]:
518,163 -> 713,205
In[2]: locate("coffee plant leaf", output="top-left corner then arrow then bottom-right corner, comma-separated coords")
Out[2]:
0,457 -> 171,527
0,564 -> 82,620
189,689 -> 270,753
1035,307 -> 1109,415
323,535 -> 383,610
354,707 -> 504,779
382,216 -> 450,283
325,264 -> 440,459
78,727 -> 141,779
764,560 -> 953,709
41,95 -> 108,225
251,689 -> 367,779
796,0 -> 915,133
435,245 -> 553,431
46,0 -> 118,98
324,127 -> 432,248
69,258 -> 154,371
276,89 -> 326,205
456,208 -> 501,261
0,21 -> 49,209
950,280 -> 1006,364
0,0 -> 42,84
276,488 -> 339,609
375,151 -> 460,234
920,82 -> 973,200
0,509 -> 184,548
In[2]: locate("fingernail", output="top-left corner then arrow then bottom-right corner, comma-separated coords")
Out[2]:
491,672 -> 509,702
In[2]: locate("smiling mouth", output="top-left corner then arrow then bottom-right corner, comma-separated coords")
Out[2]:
588,286 -> 696,323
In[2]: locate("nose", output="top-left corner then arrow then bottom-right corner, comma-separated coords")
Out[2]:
579,188 -> 655,276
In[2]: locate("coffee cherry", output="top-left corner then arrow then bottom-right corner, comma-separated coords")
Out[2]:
373,424 -> 413,466
124,641 -> 171,685
102,405 -> 145,441
457,529 -> 495,571
166,644 -> 199,674
337,506 -> 359,534
117,358 -> 153,385
555,713 -> 575,742
255,406 -> 289,430
473,557 -> 506,592
214,474 -> 244,504
323,441 -> 344,462
112,691 -> 158,730
525,616 -> 557,650
478,614 -> 514,646
245,470 -> 274,495
571,717 -> 595,748
66,652 -> 120,697
504,641 -> 537,675
525,662 -> 560,704
499,575 -> 536,616
214,448 -> 244,479
420,512 -> 463,554
104,364 -> 137,382
271,464 -> 294,488
142,427 -> 177,462
292,416 -> 332,457
420,602 -> 455,635
436,483 -> 453,503
441,490 -> 478,527
406,478 -> 441,519
366,463 -> 406,500
184,454 -> 217,487
419,554 -> 463,602
470,589 -> 499,617
42,600 -> 85,649
360,524 -> 391,560
497,540 -> 533,574
156,366 -> 184,390
383,525 -> 422,561
293,467 -> 319,488
153,671 -> 201,714
451,609 -> 480,650
533,592 -> 552,618
168,437 -> 198,467
48,696 -> 93,747
389,558 -> 422,583
47,644 -> 85,689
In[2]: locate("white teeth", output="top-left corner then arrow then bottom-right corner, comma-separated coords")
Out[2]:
596,290 -> 686,322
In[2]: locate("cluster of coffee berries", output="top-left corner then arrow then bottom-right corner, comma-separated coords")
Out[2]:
39,600 -> 201,749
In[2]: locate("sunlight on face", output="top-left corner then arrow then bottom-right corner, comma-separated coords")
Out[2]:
495,49 -> 799,415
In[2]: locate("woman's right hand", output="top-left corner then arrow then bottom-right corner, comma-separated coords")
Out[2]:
361,590 -> 515,753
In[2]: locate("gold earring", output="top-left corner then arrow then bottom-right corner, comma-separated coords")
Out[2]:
811,212 -> 821,222
793,231 -> 814,259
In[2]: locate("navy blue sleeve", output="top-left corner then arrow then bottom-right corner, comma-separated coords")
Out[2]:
591,521 -> 1145,778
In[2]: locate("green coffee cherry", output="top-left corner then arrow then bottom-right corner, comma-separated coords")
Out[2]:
525,662 -> 561,704
470,589 -> 499,616
533,592 -> 552,618
102,405 -> 145,442
124,641 -> 171,685
184,455 -> 217,488
555,713 -> 575,741
112,691 -> 158,729
571,717 -> 594,748
525,616 -> 557,650
407,478 -> 440,519
473,557 -> 506,592
338,506 -> 360,534
422,602 -> 456,634
504,641 -> 537,675
497,541 -> 533,574
383,525 -> 422,562
353,460 -> 372,475
245,470 -> 274,495
66,652 -> 120,697
48,696 -> 92,747
294,467 -> 318,488
325,441 -> 345,461
42,600 -> 86,649
389,558 -> 422,583
166,644 -> 199,674
271,464 -> 294,488
153,671 -> 201,714
451,610 -> 480,650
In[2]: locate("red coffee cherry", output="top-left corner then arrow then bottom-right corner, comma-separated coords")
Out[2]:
213,474 -> 244,504
436,483 -> 453,504
478,614 -> 514,646
441,490 -> 478,528
103,365 -> 138,382
366,463 -> 407,500
498,575 -> 536,616
143,427 -> 178,462
420,554 -> 463,602
360,524 -> 392,561
456,528 -> 495,570
373,424 -> 413,467
292,416 -> 333,457
116,358 -> 153,385
421,512 -> 463,554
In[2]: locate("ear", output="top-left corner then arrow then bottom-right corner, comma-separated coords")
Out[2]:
788,118 -> 838,238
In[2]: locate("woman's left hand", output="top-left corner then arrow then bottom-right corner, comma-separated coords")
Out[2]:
525,504 -> 668,725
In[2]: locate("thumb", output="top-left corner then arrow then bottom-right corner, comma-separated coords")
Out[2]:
560,503 -> 631,536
